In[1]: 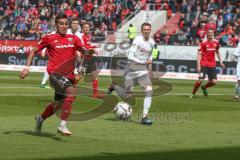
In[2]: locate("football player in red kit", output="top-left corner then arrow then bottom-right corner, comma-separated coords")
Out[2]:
75,22 -> 104,98
19,14 -> 93,136
190,28 -> 225,98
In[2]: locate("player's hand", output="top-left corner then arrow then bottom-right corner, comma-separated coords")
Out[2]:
220,62 -> 225,69
149,69 -> 153,78
85,49 -> 95,55
196,64 -> 201,73
19,68 -> 29,79
94,44 -> 101,48
146,60 -> 152,65
40,52 -> 45,58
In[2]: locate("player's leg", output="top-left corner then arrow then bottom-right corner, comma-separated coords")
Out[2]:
234,81 -> 240,101
73,56 -> 84,86
139,74 -> 153,125
35,97 -> 63,134
191,80 -> 203,97
57,85 -> 77,136
91,70 -> 105,98
234,63 -> 240,101
201,67 -> 217,97
40,70 -> 50,88
40,73 -> 76,135
190,66 -> 205,97
73,73 -> 82,86
107,62 -> 131,95
88,57 -> 104,98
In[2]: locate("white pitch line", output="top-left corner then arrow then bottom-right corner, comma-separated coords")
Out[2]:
0,86 -> 43,89
164,93 -> 233,96
0,94 -> 52,96
0,93 -> 234,96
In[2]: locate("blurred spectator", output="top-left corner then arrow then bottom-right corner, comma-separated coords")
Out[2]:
0,0 -> 147,42
17,44 -> 26,54
154,0 -> 240,46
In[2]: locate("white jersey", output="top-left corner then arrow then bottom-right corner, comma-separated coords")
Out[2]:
234,42 -> 240,62
233,42 -> 240,79
67,28 -> 82,40
128,35 -> 155,64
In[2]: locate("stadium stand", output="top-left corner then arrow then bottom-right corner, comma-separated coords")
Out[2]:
153,0 -> 240,46
0,0 -> 239,46
0,0 -> 147,41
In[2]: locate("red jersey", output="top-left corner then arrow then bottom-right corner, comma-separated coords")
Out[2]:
197,28 -> 206,41
36,33 -> 83,78
81,34 -> 96,59
199,39 -> 220,67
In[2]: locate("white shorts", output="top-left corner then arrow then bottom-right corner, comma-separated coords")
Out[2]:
124,61 -> 152,91
237,62 -> 240,80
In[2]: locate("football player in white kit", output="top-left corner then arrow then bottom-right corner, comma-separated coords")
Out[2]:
233,42 -> 240,101
40,48 -> 50,88
66,18 -> 83,86
108,23 -> 155,125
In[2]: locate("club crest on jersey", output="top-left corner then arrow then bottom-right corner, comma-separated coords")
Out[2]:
54,40 -> 58,43
68,38 -> 73,42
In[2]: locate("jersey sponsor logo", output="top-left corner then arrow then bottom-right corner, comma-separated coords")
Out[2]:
206,48 -> 216,51
137,46 -> 149,54
55,44 -> 74,49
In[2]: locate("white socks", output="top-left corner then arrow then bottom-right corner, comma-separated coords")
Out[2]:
235,83 -> 240,95
60,120 -> 67,127
41,71 -> 49,85
143,96 -> 152,118
143,86 -> 153,118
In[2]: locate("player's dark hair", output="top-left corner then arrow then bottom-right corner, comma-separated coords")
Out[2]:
70,18 -> 79,25
55,14 -> 68,24
82,22 -> 90,27
208,28 -> 214,32
141,23 -> 151,30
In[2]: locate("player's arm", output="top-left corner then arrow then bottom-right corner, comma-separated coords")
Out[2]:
196,49 -> 202,73
128,45 -> 144,64
19,47 -> 39,79
128,38 -> 146,64
75,36 -> 95,55
233,43 -> 240,57
40,48 -> 47,58
19,35 -> 49,79
216,50 -> 225,69
147,42 -> 156,65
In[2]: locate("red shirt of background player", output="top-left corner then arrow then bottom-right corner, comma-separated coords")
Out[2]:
36,33 -> 83,79
197,28 -> 206,41
81,33 -> 96,59
199,39 -> 220,67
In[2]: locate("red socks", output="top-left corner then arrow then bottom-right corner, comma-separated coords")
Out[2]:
41,96 -> 75,121
41,103 -> 54,120
61,96 -> 75,121
192,81 -> 201,94
92,79 -> 98,97
203,81 -> 215,89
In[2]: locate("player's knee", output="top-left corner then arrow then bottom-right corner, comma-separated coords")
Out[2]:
211,79 -> 218,85
237,80 -> 240,85
144,86 -> 153,97
91,71 -> 98,80
66,86 -> 78,96
53,101 -> 62,110
75,74 -> 81,81
197,79 -> 203,84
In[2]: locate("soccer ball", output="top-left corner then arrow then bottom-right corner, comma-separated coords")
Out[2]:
113,102 -> 133,120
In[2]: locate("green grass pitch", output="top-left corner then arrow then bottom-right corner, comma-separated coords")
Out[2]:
1,71 -> 240,160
